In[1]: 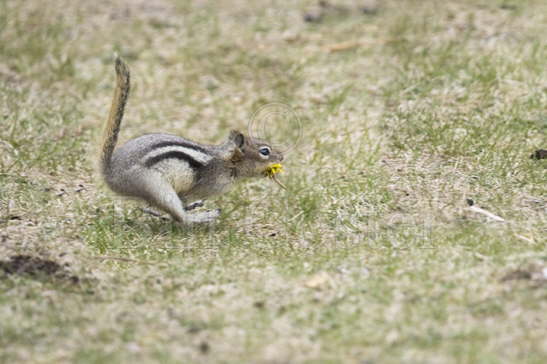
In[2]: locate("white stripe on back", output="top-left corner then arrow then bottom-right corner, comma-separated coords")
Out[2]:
144,145 -> 213,165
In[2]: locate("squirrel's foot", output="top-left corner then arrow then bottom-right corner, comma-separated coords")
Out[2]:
183,209 -> 220,225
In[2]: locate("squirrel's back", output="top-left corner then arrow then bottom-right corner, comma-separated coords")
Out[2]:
105,133 -> 231,200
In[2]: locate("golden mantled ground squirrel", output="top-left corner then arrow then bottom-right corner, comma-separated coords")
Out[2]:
100,58 -> 283,225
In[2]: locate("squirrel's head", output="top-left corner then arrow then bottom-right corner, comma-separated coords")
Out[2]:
226,130 -> 284,178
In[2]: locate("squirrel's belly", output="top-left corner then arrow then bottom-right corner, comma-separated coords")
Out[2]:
186,173 -> 234,200
163,164 -> 195,195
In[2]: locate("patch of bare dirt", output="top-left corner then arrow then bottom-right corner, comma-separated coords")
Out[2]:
530,149 -> 547,160
0,254 -> 79,284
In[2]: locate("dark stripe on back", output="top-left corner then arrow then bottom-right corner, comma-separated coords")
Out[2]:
145,140 -> 212,156
144,151 -> 205,169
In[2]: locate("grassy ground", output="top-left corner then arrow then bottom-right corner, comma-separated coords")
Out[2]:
1,0 -> 546,362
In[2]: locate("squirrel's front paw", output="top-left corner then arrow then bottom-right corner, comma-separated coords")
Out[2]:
184,209 -> 220,225
184,200 -> 205,211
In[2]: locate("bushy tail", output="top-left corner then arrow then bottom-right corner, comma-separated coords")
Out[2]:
100,57 -> 130,175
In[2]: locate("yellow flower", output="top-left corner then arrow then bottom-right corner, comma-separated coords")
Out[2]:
263,163 -> 283,177
263,163 -> 286,190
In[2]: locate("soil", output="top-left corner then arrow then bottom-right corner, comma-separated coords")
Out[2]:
0,254 -> 79,283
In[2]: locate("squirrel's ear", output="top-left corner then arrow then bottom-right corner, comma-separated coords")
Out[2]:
225,130 -> 245,163
229,130 -> 245,149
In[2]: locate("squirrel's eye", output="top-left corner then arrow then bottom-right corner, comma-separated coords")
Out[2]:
259,147 -> 271,157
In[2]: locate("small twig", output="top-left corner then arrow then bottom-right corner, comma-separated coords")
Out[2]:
326,41 -> 362,52
467,205 -> 506,222
515,234 -> 535,244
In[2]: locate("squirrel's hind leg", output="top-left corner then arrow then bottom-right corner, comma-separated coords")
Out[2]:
137,173 -> 219,225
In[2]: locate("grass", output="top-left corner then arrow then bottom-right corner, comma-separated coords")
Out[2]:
1,0 -> 546,363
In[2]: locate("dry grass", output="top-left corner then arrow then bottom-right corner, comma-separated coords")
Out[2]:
1,0 -> 546,363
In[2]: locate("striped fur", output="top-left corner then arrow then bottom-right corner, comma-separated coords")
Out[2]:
143,144 -> 213,168
144,150 -> 205,169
